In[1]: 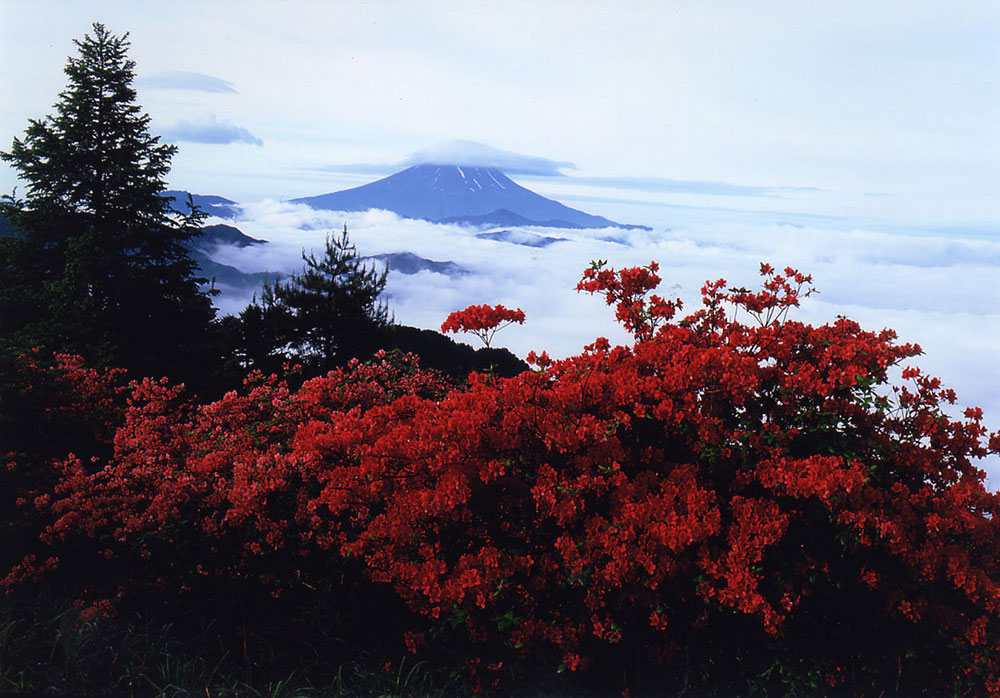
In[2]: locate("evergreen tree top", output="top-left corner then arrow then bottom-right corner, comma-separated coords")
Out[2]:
64,23 -> 139,115
251,224 -> 390,373
2,22 -> 179,234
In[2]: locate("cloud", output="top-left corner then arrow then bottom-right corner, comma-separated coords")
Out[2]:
558,176 -> 821,198
137,71 -> 239,94
159,114 -> 263,146
401,141 -> 575,176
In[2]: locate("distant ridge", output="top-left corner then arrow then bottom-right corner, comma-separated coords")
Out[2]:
364,252 -> 465,276
291,165 -> 649,230
163,190 -> 240,220
181,222 -> 271,293
476,229 -> 567,248
193,224 -> 266,250
439,209 -> 583,229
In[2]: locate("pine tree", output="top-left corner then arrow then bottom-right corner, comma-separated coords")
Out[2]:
246,224 -> 390,374
0,23 -> 216,382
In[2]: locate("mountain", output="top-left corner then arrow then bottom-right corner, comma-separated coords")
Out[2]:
192,253 -> 278,294
363,252 -> 466,276
182,222 -> 272,293
291,165 -> 649,230
476,229 -> 567,248
191,224 -> 266,251
438,209 -> 587,229
163,190 -> 240,220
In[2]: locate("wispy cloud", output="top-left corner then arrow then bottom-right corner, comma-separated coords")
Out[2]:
137,71 -> 239,94
552,175 -> 822,198
159,114 -> 262,146
314,142 -> 576,179
402,141 -> 575,176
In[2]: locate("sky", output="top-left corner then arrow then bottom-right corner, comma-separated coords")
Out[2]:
2,1 -> 998,220
2,1 -> 1000,483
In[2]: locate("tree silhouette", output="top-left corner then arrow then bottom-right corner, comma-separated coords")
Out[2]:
244,224 -> 390,374
0,23 -> 216,383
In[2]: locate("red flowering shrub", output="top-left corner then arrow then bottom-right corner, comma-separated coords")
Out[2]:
441,304 -> 525,348
5,266 -> 1000,695
1,351 -> 129,580
2,350 -> 127,458
3,351 -> 451,605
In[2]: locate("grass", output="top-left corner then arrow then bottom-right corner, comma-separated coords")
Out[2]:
0,593 -> 868,697
0,596 -> 470,698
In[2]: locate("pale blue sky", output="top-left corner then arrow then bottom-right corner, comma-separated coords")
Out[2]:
1,0 -> 998,225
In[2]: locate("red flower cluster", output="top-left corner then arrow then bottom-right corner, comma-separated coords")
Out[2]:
5,264 -> 1000,695
440,304 -> 525,348
577,260 -> 680,341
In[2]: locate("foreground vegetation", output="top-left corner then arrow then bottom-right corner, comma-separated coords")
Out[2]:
2,23 -> 1000,698
5,263 -> 1000,696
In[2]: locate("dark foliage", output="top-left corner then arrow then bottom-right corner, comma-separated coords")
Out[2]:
237,224 -> 390,377
386,324 -> 528,378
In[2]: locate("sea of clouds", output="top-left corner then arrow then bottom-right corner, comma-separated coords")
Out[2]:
205,198 -> 1000,487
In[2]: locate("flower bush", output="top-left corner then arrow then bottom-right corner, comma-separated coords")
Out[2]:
441,304 -> 525,348
5,264 -> 1000,695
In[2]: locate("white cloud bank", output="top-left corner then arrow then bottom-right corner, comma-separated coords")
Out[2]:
206,200 -> 1000,488
159,113 -> 262,146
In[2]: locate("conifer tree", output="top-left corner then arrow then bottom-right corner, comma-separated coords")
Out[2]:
0,23 -> 216,382
245,224 -> 389,374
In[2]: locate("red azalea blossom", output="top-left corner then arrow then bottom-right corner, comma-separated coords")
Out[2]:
441,304 -> 525,348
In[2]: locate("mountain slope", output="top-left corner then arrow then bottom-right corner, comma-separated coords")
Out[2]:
291,165 -> 647,230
